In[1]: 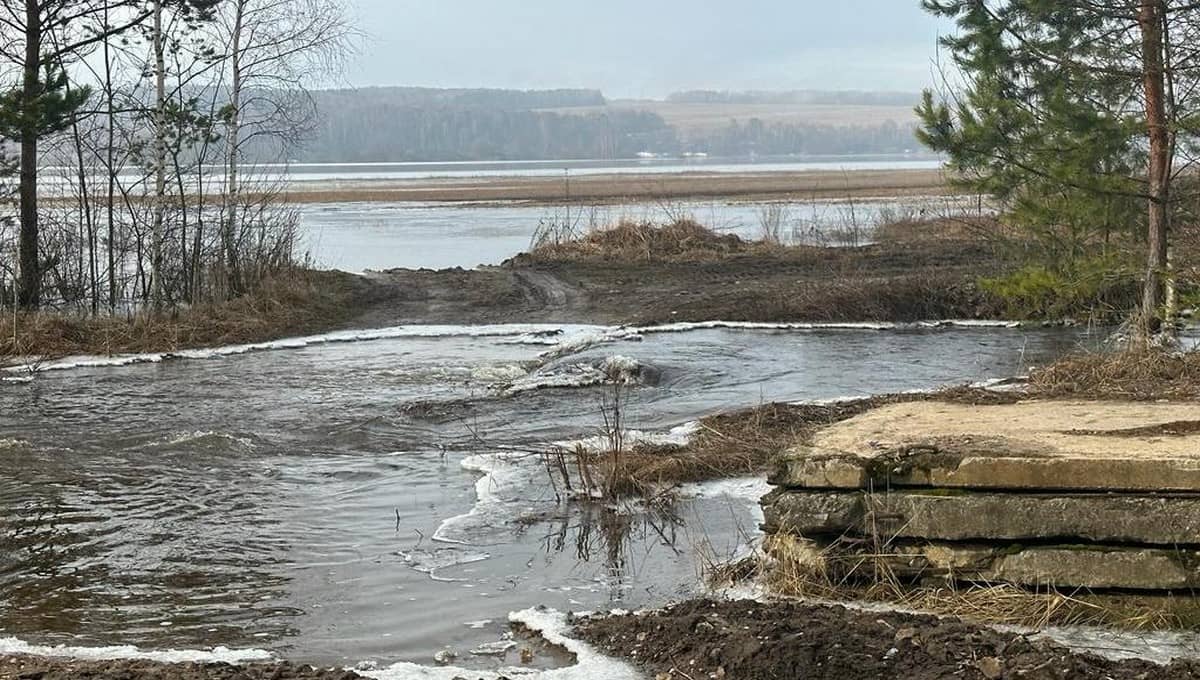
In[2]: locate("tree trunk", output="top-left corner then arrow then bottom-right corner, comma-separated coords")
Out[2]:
70,116 -> 98,314
1138,0 -> 1170,342
17,0 -> 41,310
222,0 -> 245,298
104,0 -> 118,312
151,0 -> 167,308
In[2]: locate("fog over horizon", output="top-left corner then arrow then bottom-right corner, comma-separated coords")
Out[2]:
342,1 -> 950,98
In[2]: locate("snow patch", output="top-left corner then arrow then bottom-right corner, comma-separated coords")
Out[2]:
535,327 -> 643,361
2,324 -> 608,376
362,608 -> 640,680
432,452 -> 540,544
676,476 -> 771,502
0,638 -> 273,665
398,547 -> 491,581
1031,626 -> 1200,664
501,355 -> 659,395
677,475 -> 772,528
471,363 -> 530,383
554,421 -> 699,453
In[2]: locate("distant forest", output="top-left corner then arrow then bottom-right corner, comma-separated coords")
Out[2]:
666,89 -> 919,106
296,87 -> 919,162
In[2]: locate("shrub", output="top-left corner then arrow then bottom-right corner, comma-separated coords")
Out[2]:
980,253 -> 1139,320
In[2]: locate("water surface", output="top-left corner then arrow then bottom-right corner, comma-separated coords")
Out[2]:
0,323 -> 1094,669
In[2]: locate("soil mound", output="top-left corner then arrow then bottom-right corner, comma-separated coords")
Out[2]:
576,599 -> 1200,680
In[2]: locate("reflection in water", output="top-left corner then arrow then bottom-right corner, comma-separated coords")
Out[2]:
532,504 -> 685,604
0,324 -> 1098,666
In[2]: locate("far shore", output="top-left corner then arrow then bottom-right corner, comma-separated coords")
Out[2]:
27,167 -> 954,208
271,167 -> 952,204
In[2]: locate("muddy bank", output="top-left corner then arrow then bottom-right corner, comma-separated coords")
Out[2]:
351,228 -> 1008,328
576,599 -> 1200,680
3,219 -> 1011,361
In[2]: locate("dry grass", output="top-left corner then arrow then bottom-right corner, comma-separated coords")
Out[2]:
0,269 -> 363,361
1029,348 -> 1200,401
528,218 -> 757,262
761,533 -> 1200,630
874,215 -> 1008,244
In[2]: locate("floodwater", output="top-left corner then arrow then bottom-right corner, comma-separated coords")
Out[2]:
0,320 -> 1098,673
296,195 -> 977,271
37,155 -> 943,196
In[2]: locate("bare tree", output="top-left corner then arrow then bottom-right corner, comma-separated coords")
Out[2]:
217,0 -> 353,296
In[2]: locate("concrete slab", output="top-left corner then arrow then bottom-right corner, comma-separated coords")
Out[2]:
761,489 -> 1200,546
773,400 -> 1200,492
771,536 -> 1200,591
894,543 -> 1200,591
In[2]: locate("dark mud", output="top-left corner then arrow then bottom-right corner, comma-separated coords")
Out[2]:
348,235 -> 1008,328
576,599 -> 1200,680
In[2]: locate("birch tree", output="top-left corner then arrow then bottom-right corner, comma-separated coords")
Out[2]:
217,0 -> 351,296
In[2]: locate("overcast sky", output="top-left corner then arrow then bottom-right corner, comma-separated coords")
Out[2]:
342,1 -> 951,98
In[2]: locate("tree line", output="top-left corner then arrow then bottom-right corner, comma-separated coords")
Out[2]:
300,100 -> 678,162
666,89 -> 919,106
0,0 -> 353,313
290,87 -> 918,162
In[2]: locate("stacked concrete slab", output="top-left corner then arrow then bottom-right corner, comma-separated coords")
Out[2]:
762,400 -> 1200,591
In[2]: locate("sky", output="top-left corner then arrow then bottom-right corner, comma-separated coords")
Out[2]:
342,1 -> 952,98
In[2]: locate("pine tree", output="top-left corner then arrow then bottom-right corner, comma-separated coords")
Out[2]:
0,1 -> 154,309
916,0 -> 1200,339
